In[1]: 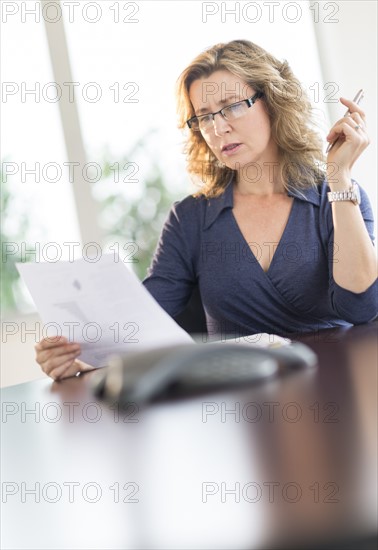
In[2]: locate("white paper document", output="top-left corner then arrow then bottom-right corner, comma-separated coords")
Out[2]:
17,254 -> 193,368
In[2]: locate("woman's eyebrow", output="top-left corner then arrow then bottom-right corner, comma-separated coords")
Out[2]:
195,94 -> 241,115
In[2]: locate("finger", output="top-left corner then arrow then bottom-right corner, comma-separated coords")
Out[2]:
327,121 -> 367,144
339,96 -> 366,121
327,112 -> 366,140
41,350 -> 81,376
50,359 -> 95,381
49,360 -> 83,381
35,336 -> 70,352
37,342 -> 81,364
36,336 -> 81,352
349,112 -> 366,131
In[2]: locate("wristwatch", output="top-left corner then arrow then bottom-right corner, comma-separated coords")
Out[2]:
327,182 -> 361,205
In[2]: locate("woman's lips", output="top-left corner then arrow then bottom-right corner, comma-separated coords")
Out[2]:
221,143 -> 242,155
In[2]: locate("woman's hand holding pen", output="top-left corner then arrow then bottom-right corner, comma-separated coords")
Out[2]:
325,91 -> 376,294
326,95 -> 370,187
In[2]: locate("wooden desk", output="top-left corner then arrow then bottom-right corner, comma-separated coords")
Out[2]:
1,324 -> 377,549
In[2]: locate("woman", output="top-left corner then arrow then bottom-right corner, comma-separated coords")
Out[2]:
35,39 -> 377,380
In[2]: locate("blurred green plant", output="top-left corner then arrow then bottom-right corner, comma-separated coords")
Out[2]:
1,133 -> 187,313
96,133 -> 185,280
0,162 -> 31,312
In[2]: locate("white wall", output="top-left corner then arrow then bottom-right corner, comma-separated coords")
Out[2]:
312,0 -> 377,225
1,313 -> 46,387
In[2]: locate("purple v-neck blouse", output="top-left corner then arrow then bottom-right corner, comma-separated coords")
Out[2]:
143,179 -> 377,337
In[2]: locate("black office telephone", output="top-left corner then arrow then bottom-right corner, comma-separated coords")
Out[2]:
90,341 -> 317,405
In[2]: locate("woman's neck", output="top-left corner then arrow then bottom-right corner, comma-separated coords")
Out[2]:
235,159 -> 286,197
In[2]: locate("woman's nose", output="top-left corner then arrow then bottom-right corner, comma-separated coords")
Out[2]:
212,112 -> 232,136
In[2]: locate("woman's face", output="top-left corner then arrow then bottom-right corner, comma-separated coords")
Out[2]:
189,70 -> 279,171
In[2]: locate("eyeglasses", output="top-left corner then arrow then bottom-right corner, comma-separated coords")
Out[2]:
187,92 -> 263,132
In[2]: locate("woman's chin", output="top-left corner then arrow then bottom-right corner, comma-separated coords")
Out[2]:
223,158 -> 260,173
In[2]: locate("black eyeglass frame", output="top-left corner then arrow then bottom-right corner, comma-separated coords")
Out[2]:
186,91 -> 264,130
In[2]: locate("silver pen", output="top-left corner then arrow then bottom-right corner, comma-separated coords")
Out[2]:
326,89 -> 364,153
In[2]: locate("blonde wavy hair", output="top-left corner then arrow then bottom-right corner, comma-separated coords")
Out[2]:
176,39 -> 326,198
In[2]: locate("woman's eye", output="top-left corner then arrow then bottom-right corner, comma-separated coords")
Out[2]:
225,103 -> 244,115
201,115 -> 213,125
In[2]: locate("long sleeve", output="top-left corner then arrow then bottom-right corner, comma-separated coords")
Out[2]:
142,199 -> 198,318
325,183 -> 378,324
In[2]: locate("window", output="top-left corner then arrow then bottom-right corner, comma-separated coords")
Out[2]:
2,0 -> 342,314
